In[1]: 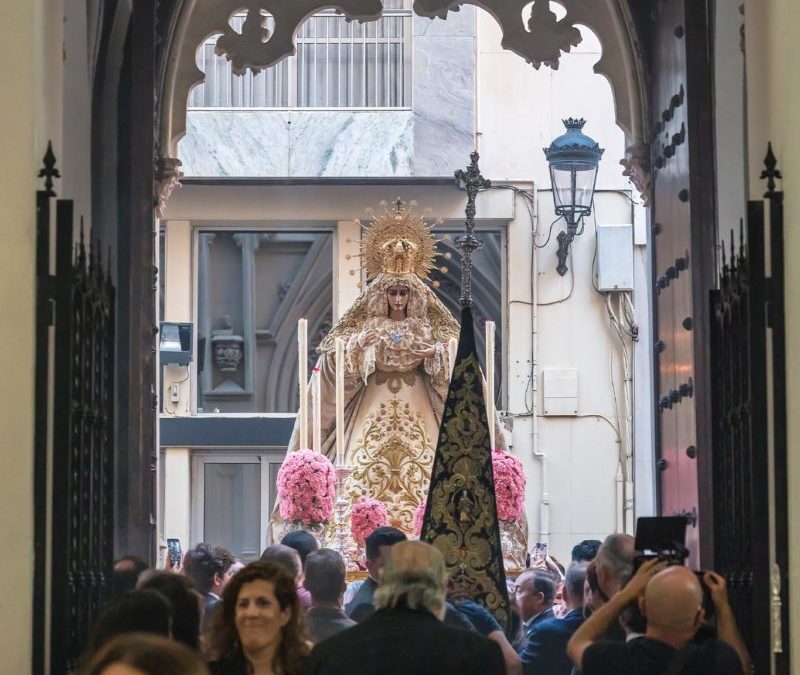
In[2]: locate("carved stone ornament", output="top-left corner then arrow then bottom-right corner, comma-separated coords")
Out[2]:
415,0 -> 580,69
214,1 -> 384,75
213,336 -> 244,372
212,317 -> 244,373
620,142 -> 651,206
154,156 -> 184,217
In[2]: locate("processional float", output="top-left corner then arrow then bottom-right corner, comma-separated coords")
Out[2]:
279,154 -> 525,626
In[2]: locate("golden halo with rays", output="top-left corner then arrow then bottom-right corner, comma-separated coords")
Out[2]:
360,198 -> 441,281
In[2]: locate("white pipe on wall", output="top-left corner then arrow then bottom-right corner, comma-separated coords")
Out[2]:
530,190 -> 549,546
616,462 -> 625,533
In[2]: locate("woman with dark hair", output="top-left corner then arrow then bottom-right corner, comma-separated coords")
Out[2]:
87,589 -> 172,656
208,561 -> 309,675
80,633 -> 208,675
138,570 -> 203,651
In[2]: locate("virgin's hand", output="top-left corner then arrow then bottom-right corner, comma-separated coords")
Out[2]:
414,342 -> 437,359
359,330 -> 380,347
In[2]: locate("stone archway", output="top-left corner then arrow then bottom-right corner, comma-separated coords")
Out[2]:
154,0 -> 650,209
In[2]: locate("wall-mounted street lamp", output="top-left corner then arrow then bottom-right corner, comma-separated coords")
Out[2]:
543,118 -> 604,276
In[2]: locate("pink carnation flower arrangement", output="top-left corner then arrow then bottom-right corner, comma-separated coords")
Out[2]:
413,500 -> 427,537
492,449 -> 526,522
276,449 -> 335,525
350,498 -> 388,547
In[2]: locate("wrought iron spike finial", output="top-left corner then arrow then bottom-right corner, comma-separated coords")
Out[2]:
38,140 -> 61,197
760,143 -> 782,198
454,152 -> 491,307
78,217 -> 87,269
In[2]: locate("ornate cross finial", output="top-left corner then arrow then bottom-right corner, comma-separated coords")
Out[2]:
392,196 -> 405,214
454,152 -> 491,307
760,142 -> 782,198
38,140 -> 61,197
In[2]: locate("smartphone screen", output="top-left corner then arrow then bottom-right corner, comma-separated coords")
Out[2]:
167,538 -> 182,566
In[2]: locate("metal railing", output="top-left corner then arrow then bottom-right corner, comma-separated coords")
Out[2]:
189,2 -> 412,109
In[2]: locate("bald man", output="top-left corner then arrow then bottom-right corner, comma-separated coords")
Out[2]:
567,559 -> 750,675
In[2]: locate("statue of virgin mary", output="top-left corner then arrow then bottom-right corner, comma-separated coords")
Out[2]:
269,201 -> 464,539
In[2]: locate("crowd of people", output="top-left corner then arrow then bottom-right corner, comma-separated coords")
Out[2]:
86,529 -> 751,675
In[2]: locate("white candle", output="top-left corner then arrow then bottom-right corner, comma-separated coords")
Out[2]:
312,367 -> 322,454
448,337 -> 458,377
298,318 -> 308,449
485,321 -> 496,450
335,337 -> 345,465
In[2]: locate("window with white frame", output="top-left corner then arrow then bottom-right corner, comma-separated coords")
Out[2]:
191,451 -> 286,561
189,0 -> 412,109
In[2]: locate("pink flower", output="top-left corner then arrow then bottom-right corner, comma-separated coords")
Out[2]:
350,498 -> 388,547
276,449 -> 335,525
492,449 -> 526,522
413,500 -> 427,537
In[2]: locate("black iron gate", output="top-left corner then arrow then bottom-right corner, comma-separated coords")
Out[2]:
33,146 -> 116,674
710,146 -> 788,674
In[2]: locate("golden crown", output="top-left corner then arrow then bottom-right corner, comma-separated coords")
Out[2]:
359,198 -> 441,281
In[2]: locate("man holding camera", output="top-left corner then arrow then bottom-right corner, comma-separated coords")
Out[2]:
567,558 -> 751,675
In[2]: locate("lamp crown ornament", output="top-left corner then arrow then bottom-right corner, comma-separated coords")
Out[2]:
564,117 -> 586,129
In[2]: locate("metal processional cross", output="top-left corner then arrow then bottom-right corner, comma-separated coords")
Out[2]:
454,152 -> 491,306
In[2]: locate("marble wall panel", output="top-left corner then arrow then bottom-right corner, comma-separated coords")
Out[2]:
288,111 -> 413,177
414,5 -> 475,37
412,35 -> 475,176
179,111 -> 291,177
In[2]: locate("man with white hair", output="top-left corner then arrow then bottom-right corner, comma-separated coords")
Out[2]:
567,559 -> 750,675
306,540 -> 505,675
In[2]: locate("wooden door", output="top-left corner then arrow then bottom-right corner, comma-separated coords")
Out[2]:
646,0 -> 716,564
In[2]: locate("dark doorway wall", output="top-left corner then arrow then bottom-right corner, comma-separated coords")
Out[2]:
92,0 -> 158,561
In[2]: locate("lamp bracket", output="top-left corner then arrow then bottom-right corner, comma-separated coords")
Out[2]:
555,230 -> 575,276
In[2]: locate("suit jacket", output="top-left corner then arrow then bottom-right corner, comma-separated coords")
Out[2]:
306,606 -> 505,675
202,593 -> 222,635
305,605 -> 356,644
344,577 -> 378,622
523,606 -> 555,636
520,607 -> 585,675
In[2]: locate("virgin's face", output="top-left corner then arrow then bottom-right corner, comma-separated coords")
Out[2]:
235,580 -> 291,656
386,285 -> 410,314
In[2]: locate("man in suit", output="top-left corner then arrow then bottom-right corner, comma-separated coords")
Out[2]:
514,568 -> 556,640
345,526 -> 406,621
183,543 -> 234,635
520,562 -> 587,675
307,540 -> 505,675
304,548 -> 356,645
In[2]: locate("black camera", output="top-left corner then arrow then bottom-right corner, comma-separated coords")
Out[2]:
633,516 -> 690,569
633,516 -> 715,620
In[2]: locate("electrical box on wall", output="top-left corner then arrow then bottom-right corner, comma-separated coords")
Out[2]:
595,223 -> 633,291
542,368 -> 579,416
